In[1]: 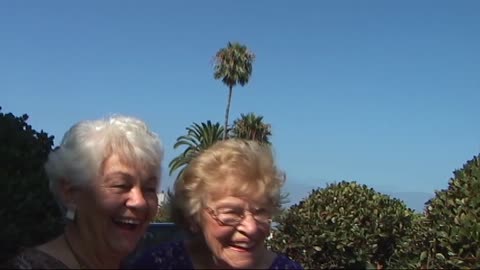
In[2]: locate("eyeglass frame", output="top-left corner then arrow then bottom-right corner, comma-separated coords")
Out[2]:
205,206 -> 273,227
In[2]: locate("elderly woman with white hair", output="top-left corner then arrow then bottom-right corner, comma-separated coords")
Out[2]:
6,115 -> 164,269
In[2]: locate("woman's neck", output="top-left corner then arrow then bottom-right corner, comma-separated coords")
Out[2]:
186,238 -> 275,269
64,225 -> 122,269
185,239 -> 211,269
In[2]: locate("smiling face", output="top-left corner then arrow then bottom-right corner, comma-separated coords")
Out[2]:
73,154 -> 159,257
198,194 -> 272,269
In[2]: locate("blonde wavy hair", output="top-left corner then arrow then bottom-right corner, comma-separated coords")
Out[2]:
172,139 -> 285,231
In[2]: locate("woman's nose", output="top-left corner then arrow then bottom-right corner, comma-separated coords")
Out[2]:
237,212 -> 260,234
126,187 -> 147,210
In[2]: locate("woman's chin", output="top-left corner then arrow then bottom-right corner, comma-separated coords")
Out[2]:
109,240 -> 138,257
219,246 -> 263,269
110,221 -> 147,248
108,230 -> 143,255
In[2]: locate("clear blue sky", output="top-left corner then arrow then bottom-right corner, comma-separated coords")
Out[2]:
2,1 -> 479,205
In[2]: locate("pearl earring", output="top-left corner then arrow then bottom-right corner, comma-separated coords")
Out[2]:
65,205 -> 77,221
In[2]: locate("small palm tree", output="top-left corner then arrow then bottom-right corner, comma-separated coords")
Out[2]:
168,121 -> 224,178
231,112 -> 272,144
153,189 -> 174,222
214,42 -> 255,140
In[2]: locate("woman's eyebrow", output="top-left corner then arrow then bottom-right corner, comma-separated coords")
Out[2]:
215,203 -> 243,208
104,172 -> 134,181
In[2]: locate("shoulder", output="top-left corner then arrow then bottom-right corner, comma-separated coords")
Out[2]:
270,253 -> 304,270
148,240 -> 188,260
126,241 -> 193,269
5,248 -> 68,269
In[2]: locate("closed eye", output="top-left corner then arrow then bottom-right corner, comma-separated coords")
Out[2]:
113,184 -> 130,190
217,208 -> 243,215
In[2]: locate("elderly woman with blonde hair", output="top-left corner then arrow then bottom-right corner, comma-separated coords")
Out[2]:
130,139 -> 302,269
6,115 -> 164,269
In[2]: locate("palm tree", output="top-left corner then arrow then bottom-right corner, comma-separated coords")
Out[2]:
153,188 -> 174,222
231,112 -> 272,144
168,121 -> 224,178
213,42 -> 255,140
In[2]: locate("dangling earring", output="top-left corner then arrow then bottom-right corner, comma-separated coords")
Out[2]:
190,223 -> 201,235
65,204 -> 77,221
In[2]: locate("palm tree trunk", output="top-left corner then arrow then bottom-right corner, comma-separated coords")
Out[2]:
223,85 -> 233,140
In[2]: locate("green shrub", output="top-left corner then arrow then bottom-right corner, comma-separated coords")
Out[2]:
388,212 -> 431,268
421,155 -> 480,269
0,107 -> 63,262
268,181 -> 415,269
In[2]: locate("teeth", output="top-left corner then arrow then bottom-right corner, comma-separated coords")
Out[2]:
232,242 -> 254,249
114,218 -> 140,225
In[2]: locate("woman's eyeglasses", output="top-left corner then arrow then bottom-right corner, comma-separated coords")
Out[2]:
205,206 -> 272,227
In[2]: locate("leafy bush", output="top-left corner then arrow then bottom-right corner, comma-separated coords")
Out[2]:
0,107 -> 63,262
420,155 -> 480,269
388,212 -> 431,268
268,181 -> 415,269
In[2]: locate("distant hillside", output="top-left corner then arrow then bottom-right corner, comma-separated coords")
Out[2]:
281,180 -> 319,207
386,191 -> 434,213
164,175 -> 433,213
282,180 -> 433,213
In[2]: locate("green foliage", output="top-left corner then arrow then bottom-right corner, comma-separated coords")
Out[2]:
0,107 -> 63,262
231,112 -> 272,144
268,181 -> 415,269
168,121 -> 224,178
153,189 -> 174,223
169,114 -> 273,179
420,155 -> 480,269
213,41 -> 255,89
388,213 -> 431,268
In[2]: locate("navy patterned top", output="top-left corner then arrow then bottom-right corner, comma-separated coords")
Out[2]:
127,241 -> 303,269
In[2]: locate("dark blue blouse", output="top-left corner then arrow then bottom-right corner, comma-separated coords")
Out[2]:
127,241 -> 303,269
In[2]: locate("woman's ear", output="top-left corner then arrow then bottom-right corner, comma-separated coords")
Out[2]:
58,178 -> 79,221
190,225 -> 199,233
188,218 -> 201,233
58,178 -> 77,205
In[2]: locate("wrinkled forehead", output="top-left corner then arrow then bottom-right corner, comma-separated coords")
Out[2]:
205,178 -> 271,207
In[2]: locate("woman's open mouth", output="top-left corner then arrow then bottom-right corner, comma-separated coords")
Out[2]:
112,218 -> 141,231
229,242 -> 255,252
